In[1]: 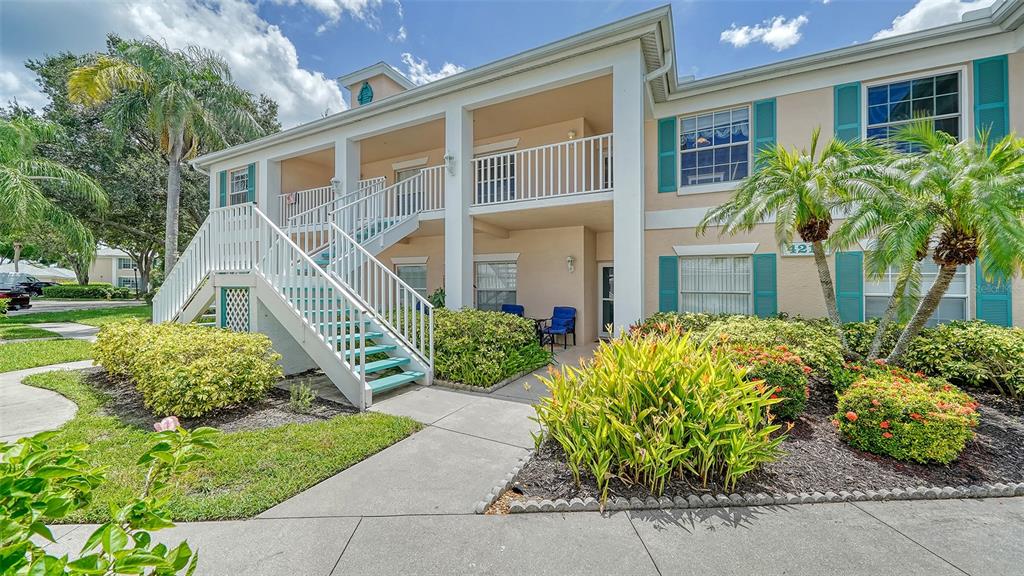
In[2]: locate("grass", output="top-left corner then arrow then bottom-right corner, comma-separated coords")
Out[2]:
0,304 -> 151,327
24,370 -> 421,522
0,324 -> 59,341
0,339 -> 93,372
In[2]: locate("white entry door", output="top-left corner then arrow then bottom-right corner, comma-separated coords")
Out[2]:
598,262 -> 613,337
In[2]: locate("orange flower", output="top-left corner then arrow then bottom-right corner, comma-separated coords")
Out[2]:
802,366 -> 813,374
871,399 -> 880,407
882,432 -> 893,439
845,411 -> 858,422
830,419 -> 840,428
879,420 -> 890,429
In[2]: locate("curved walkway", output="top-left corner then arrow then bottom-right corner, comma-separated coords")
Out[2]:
0,361 -> 91,442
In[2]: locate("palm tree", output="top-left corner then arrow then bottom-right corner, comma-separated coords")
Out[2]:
698,128 -> 884,354
68,39 -> 264,274
850,122 -> 1024,363
0,116 -> 107,272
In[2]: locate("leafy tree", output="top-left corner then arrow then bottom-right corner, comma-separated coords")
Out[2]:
0,115 -> 107,273
68,38 -> 265,274
835,122 -> 1024,363
698,129 -> 884,355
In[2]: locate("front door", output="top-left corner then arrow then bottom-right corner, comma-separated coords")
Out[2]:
598,263 -> 613,338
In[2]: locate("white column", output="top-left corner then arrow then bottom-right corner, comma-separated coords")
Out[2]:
612,44 -> 646,330
265,160 -> 281,224
444,105 -> 474,309
335,137 -> 361,195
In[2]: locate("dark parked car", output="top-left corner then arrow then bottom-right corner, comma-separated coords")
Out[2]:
0,272 -> 57,296
0,278 -> 32,311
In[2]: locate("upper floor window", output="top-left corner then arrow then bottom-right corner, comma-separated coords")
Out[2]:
679,107 -> 749,188
117,257 -> 135,270
229,168 -> 249,206
866,72 -> 961,146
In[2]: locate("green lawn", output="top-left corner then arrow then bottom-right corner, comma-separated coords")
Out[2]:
24,370 -> 421,522
0,304 -> 151,327
0,324 -> 59,341
0,339 -> 93,372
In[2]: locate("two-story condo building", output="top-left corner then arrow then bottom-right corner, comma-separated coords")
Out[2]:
157,1 -> 1024,409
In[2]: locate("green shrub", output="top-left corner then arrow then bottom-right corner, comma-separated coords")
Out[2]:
701,316 -> 843,376
433,308 -> 551,386
94,320 -> 282,417
289,379 -> 316,414
0,298 -> 7,315
631,311 -> 733,336
43,282 -> 132,300
835,375 -> 978,464
728,344 -> 811,420
534,332 -> 786,501
902,321 -> 1024,398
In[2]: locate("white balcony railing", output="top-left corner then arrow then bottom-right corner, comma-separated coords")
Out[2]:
472,133 -> 613,206
333,165 -> 445,246
279,177 -> 386,222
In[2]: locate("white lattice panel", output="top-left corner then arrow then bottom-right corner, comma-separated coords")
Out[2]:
221,288 -> 250,332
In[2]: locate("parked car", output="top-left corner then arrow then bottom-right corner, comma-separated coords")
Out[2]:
0,278 -> 32,311
0,272 -> 58,296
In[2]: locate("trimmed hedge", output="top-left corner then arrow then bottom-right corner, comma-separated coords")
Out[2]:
835,374 -> 978,464
94,320 -> 282,417
433,308 -> 551,387
0,298 -> 7,315
42,283 -> 132,300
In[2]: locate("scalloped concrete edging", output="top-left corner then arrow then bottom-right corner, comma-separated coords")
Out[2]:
473,451 -> 534,514
496,482 -> 1024,514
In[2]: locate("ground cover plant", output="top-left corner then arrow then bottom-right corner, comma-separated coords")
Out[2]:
533,332 -> 786,502
94,320 -> 282,417
433,308 -> 551,387
42,282 -> 132,300
23,370 -> 420,522
0,304 -> 151,327
0,339 -> 93,372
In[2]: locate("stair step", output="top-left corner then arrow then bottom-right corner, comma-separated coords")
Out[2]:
315,319 -> 370,329
328,332 -> 383,343
343,344 -> 397,357
196,322 -> 215,327
363,357 -> 410,374
368,371 -> 424,393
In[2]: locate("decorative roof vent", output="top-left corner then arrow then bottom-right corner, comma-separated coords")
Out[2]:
338,62 -> 415,108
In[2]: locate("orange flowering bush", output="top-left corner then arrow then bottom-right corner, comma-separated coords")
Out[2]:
835,375 -> 979,464
727,345 -> 811,420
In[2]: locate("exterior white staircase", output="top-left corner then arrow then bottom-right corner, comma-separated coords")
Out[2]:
152,202 -> 433,409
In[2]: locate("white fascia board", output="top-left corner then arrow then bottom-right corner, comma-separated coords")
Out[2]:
474,252 -> 520,262
673,243 -> 760,257
391,256 -> 428,265
193,7 -> 669,169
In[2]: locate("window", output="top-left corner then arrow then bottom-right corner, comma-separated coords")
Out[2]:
475,261 -> 517,311
117,277 -> 138,289
117,257 -> 135,270
395,264 -> 427,298
679,107 -> 749,188
475,154 -> 516,204
864,261 -> 968,327
866,72 -> 961,147
228,168 -> 249,205
679,256 -> 752,314
395,167 -> 421,183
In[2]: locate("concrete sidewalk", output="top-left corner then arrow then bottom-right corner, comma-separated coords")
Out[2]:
41,497 -> 1024,575
0,361 -> 91,442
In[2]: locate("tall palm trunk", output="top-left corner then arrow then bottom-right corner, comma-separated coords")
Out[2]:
164,129 -> 184,274
812,240 -> 850,353
868,272 -> 910,359
886,263 -> 958,363
12,242 -> 22,273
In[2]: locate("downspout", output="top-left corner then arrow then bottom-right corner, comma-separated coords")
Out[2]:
645,49 -> 673,85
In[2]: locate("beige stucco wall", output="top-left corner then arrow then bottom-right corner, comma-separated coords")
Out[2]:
1010,52 -> 1024,326
87,256 -> 115,284
347,74 -> 407,108
378,224 -> 604,343
281,156 -> 331,194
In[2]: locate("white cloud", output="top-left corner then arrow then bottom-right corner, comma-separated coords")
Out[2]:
873,0 -> 997,40
272,0 -> 382,29
400,53 -> 464,85
0,62 -> 49,110
389,25 -> 407,43
720,15 -> 809,51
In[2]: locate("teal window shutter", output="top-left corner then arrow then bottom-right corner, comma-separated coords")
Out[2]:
752,98 -> 776,170
752,253 -> 777,318
657,117 -> 678,192
833,82 -> 861,141
357,81 -> 374,105
835,251 -> 864,323
218,170 -> 227,207
976,264 -> 1012,326
973,55 -> 1009,144
658,255 -> 678,312
246,163 -> 256,203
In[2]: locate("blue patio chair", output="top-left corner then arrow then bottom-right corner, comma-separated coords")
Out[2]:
541,306 -> 576,351
500,303 -> 525,317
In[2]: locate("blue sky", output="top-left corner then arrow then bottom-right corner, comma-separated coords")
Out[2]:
0,1 -> 998,127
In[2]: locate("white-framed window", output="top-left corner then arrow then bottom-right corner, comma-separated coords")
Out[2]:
228,167 -> 249,206
679,106 -> 750,188
475,261 -> 517,311
864,261 -> 968,327
117,277 -> 138,289
865,71 -> 962,147
475,153 -> 516,204
395,264 -> 428,298
679,256 -> 752,314
395,167 -> 421,183
117,257 -> 135,270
